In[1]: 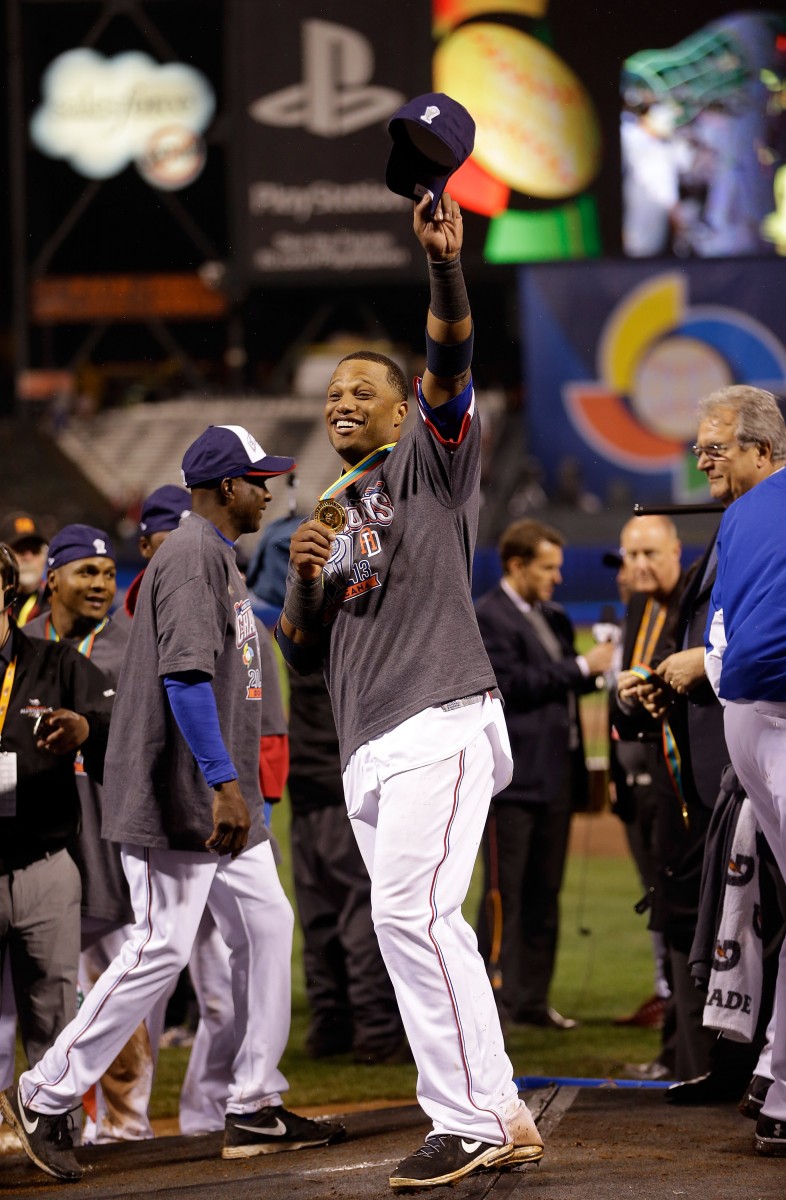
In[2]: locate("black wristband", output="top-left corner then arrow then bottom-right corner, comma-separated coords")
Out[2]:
425,327 -> 474,377
428,256 -> 470,323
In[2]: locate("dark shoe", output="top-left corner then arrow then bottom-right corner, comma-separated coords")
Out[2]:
621,1060 -> 673,1082
755,1114 -> 786,1156
0,1085 -> 83,1181
389,1134 -> 512,1189
517,1007 -> 580,1030
222,1104 -> 346,1159
614,994 -> 666,1029
666,1073 -> 741,1105
739,1074 -> 772,1120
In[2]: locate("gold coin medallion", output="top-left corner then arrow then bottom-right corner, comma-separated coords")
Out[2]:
313,498 -> 347,531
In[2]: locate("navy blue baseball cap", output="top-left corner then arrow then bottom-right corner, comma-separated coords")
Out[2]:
386,93 -> 475,216
48,524 -> 115,570
139,485 -> 192,535
182,425 -> 296,489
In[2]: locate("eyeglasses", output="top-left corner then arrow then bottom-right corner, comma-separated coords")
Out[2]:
690,443 -> 734,460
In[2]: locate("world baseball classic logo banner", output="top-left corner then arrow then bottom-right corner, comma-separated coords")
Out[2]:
521,259 -> 786,504
231,0 -> 431,283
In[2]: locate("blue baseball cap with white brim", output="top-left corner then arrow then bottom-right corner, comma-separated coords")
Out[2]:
181,425 -> 296,488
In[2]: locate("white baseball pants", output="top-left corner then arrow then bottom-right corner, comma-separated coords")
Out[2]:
179,907 -> 234,1134
20,839 -> 293,1117
725,699 -> 786,1121
343,694 -> 521,1145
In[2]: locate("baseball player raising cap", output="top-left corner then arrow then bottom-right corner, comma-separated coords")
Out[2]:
277,180 -> 543,1185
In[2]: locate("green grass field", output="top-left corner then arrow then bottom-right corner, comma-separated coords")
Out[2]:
148,816 -> 662,1118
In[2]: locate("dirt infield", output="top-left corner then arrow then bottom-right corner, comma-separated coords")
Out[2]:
0,1086 -> 782,1199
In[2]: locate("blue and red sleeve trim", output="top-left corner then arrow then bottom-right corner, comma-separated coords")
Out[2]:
415,377 -> 475,448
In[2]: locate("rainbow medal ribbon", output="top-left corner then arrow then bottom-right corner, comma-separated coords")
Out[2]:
314,443 -> 396,531
629,664 -> 689,829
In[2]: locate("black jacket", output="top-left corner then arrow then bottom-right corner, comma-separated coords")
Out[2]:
0,622 -> 112,861
476,585 -> 596,807
609,577 -> 685,744
668,535 -> 728,809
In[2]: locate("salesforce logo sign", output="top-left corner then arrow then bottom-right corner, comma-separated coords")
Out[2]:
30,49 -> 215,190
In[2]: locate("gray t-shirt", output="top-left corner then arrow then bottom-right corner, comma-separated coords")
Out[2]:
304,398 -> 496,767
102,514 -> 267,852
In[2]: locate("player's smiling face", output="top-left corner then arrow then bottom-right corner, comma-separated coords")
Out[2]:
325,360 -> 408,467
48,557 -> 117,625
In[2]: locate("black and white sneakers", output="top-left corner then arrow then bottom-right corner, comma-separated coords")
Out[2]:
0,1084 -> 83,1181
222,1103 -> 346,1159
755,1114 -> 786,1156
389,1134 -> 513,1188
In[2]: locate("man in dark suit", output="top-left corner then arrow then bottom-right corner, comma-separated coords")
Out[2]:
476,519 -> 613,1029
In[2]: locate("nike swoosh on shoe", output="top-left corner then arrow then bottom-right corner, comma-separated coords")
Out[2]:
232,1117 -> 288,1137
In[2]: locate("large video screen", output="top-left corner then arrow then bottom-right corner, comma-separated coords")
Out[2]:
621,10 -> 786,257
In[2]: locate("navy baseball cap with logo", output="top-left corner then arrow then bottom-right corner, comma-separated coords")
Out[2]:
139,485 -> 192,536
48,524 -> 116,570
386,92 -> 475,216
182,425 -> 296,489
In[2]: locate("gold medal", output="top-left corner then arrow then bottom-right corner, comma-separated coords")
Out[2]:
313,498 -> 347,531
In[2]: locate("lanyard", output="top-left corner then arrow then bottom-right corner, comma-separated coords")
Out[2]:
17,594 -> 38,626
0,658 -> 17,742
45,616 -> 108,659
631,598 -> 667,668
628,664 -> 689,829
319,443 -> 396,501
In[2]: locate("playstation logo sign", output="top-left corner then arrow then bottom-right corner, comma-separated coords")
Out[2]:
249,19 -> 404,137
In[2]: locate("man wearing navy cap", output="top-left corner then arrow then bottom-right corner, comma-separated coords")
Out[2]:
4,427 -> 345,1182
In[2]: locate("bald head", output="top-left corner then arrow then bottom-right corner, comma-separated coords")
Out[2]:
620,515 -> 681,602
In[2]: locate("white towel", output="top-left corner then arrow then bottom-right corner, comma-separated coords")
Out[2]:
703,798 -> 762,1043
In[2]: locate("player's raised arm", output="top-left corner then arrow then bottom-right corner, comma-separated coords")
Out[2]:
415,192 -> 474,410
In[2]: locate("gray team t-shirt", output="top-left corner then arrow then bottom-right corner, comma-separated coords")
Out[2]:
306,396 -> 497,768
102,514 -> 268,852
